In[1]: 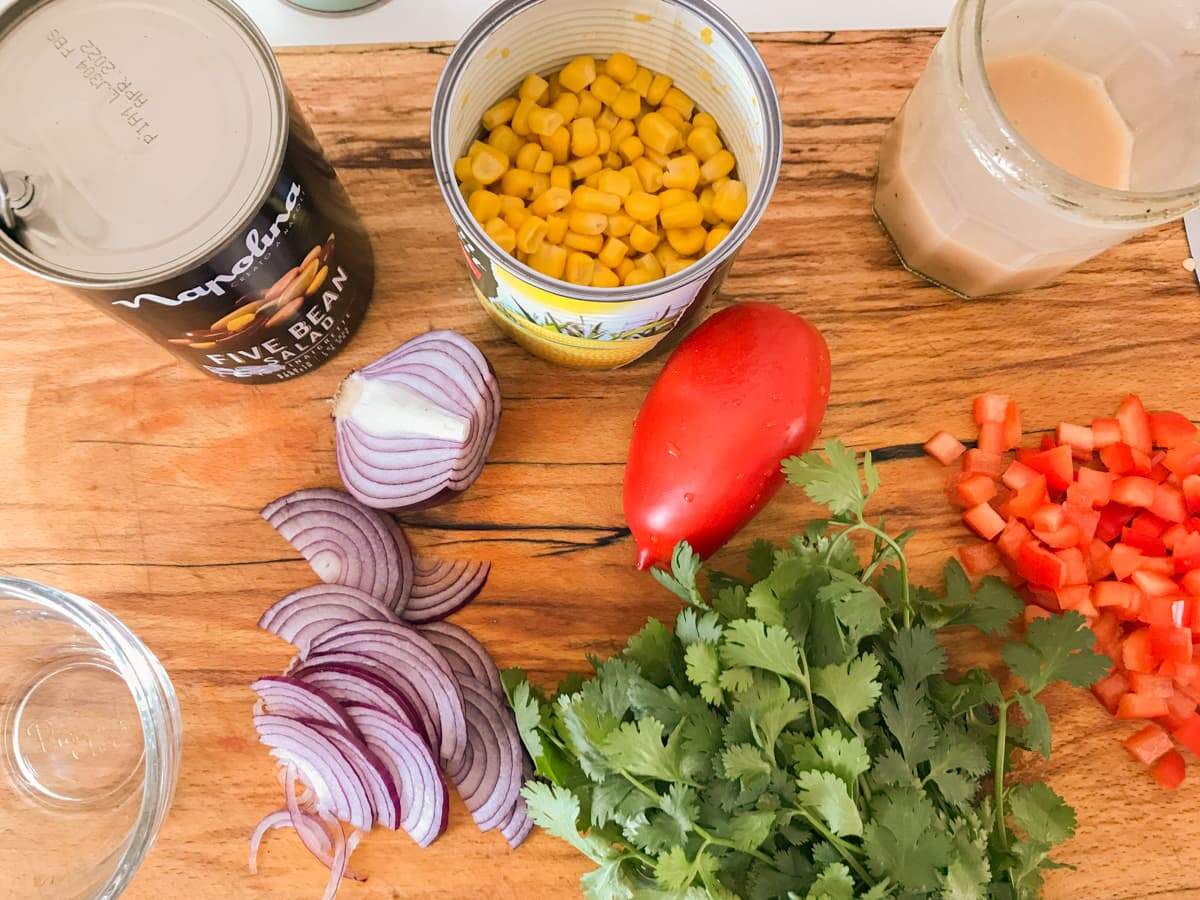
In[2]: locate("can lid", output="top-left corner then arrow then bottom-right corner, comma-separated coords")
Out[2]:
0,0 -> 285,285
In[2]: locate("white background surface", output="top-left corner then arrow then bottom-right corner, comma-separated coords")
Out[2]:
239,0 -> 955,47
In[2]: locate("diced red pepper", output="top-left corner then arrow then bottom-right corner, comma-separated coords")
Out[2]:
1150,749 -> 1186,790
1167,690 -> 1198,719
924,430 -> 967,466
958,542 -> 1001,576
977,421 -> 1006,455
1002,402 -> 1022,450
1122,528 -> 1166,557
1138,596 -> 1192,629
996,519 -> 1033,561
1055,547 -> 1088,586
1132,569 -> 1179,598
1024,585 -> 1062,613
1117,395 -> 1153,455
964,502 -> 1006,541
1173,714 -> 1200,755
1181,569 -> 1200,598
1002,460 -> 1039,491
1150,626 -> 1193,664
1138,556 -> 1176,576
1129,672 -> 1175,698
1110,543 -> 1143,580
1008,476 -> 1049,520
1124,627 -> 1159,672
1117,692 -> 1171,720
1151,484 -> 1187,524
1056,583 -> 1097,616
1076,468 -> 1114,507
1163,524 -> 1189,551
1017,542 -> 1068,590
1031,504 -> 1066,532
1094,580 -> 1142,610
1027,445 -> 1075,492
955,473 -> 998,508
1062,504 -> 1100,545
1184,475 -> 1200,515
1097,503 -> 1136,543
1123,723 -> 1174,764
1131,447 -> 1154,476
1129,511 -> 1168,537
973,393 -> 1009,425
1092,418 -> 1122,448
1112,476 -> 1157,508
962,448 -> 1005,478
1040,434 -> 1057,452
1100,443 -> 1136,475
1092,671 -> 1129,714
1091,610 -> 1123,654
1170,660 -> 1200,687
1149,411 -> 1198,449
1088,539 -> 1113,580
1057,422 -> 1094,456
1163,441 -> 1200,479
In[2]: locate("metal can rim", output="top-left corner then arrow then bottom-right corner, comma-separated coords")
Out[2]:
430,0 -> 783,305
0,0 -> 290,293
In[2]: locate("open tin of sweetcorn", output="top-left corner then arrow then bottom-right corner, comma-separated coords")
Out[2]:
431,0 -> 783,369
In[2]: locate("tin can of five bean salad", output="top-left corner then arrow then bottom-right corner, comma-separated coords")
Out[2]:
0,0 -> 374,384
432,0 -> 782,369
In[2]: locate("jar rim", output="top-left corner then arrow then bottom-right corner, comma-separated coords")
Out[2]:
955,0 -> 1200,225
0,577 -> 181,900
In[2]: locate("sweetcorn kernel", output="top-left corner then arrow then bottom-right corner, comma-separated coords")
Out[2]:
646,72 -> 673,106
612,89 -> 641,120
630,67 -> 653,98
454,156 -> 473,182
500,168 -> 536,199
504,203 -> 530,230
624,191 -> 660,222
468,189 -> 502,222
611,119 -> 636,147
584,171 -> 602,189
664,256 -> 696,276
654,242 -> 681,268
527,106 -> 564,137
712,179 -> 748,222
659,200 -> 704,230
643,147 -> 673,169
487,126 -> 522,160
576,90 -> 602,120
595,128 -> 612,156
631,157 -> 663,192
666,225 -> 706,256
658,106 -> 688,134
596,107 -> 619,133
563,230 -> 604,253
700,149 -> 736,185
565,251 -> 596,285
598,170 -> 632,198
470,145 -> 509,185
704,224 -> 731,254
660,87 -> 695,119
698,186 -> 722,225
590,74 -> 621,106
484,217 -> 517,253
636,252 -> 664,278
624,268 -> 655,286
598,236 -> 629,270
621,164 -> 644,192
551,92 -> 580,122
638,112 -> 679,155
692,112 -> 718,132
628,223 -> 660,254
515,142 -> 541,171
516,215 -> 548,253
482,97 -> 519,130
550,165 -> 573,190
519,73 -> 550,101
530,172 -> 550,199
533,150 -> 555,174
662,155 -> 700,191
605,52 -> 638,84
530,186 -> 571,217
573,186 -> 622,215
541,126 -> 570,164
617,258 -> 636,279
558,56 -> 597,93
511,97 -> 536,135
604,151 -> 624,170
658,188 -> 694,210
528,243 -> 568,279
592,264 -> 621,287
686,126 -> 723,162
567,154 -> 603,180
618,135 -> 645,164
545,213 -> 569,244
606,213 -> 635,237
570,118 -> 598,157
568,209 -> 609,236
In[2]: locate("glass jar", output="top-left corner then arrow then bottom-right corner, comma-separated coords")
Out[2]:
875,0 -> 1200,298
0,578 -> 181,899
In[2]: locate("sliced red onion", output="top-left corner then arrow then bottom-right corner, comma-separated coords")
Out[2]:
450,676 -> 522,833
261,488 -> 413,611
249,810 -> 306,875
417,621 -> 504,698
304,718 -> 400,831
258,585 -> 399,656
333,331 -> 501,511
304,644 -> 466,770
343,703 -> 449,847
253,714 -> 374,831
401,558 -> 491,623
291,661 -> 427,744
251,676 -> 360,735
500,795 -> 533,849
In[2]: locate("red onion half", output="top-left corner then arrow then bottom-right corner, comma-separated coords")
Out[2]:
402,558 -> 491,623
258,585 -> 399,656
333,331 -> 501,511
262,488 -> 414,611
417,621 -> 504,699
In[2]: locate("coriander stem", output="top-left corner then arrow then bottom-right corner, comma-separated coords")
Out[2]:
694,826 -> 773,865
797,648 -> 820,734
993,699 -> 1010,852
790,809 -> 874,885
857,521 -> 913,629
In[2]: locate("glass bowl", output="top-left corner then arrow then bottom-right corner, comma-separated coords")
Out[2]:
0,578 -> 181,899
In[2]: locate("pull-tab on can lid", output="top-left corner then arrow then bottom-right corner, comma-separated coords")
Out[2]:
0,0 -> 285,287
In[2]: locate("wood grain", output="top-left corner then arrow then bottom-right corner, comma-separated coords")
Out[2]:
1,29 -> 1198,899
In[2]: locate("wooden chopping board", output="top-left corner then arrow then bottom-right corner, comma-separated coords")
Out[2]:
1,29 -> 1198,900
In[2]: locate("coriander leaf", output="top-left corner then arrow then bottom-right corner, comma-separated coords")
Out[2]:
722,742 -> 774,786
714,584 -> 751,621
1015,692 -> 1052,758
522,782 -> 617,865
1008,782 -> 1076,845
879,677 -> 936,769
891,626 -> 946,685
747,557 -> 813,627
580,857 -> 636,900
746,848 -> 814,900
718,666 -> 755,695
557,658 -> 640,780
749,539 -> 778,581
623,618 -> 683,688
652,542 -> 705,607
783,440 -> 872,518
684,642 -> 724,705
720,619 -> 805,683
956,576 -> 1024,635
943,557 -> 971,607
721,808 -> 777,852
755,691 -> 810,752
628,680 -> 709,731
870,749 -> 917,788
655,846 -> 717,891
820,571 -> 885,644
659,782 -> 699,832
926,725 -> 989,807
860,883 -> 894,900
812,653 -> 882,726
805,862 -> 855,900
601,718 -> 688,783
676,607 -> 724,647
590,777 -> 637,827
862,786 -> 952,891
796,770 -> 863,838
942,810 -> 991,900
1003,611 -> 1110,693
502,671 -> 545,760
791,728 -> 871,787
